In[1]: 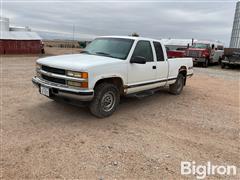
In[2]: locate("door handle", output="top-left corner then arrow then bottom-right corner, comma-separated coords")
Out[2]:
152,66 -> 156,69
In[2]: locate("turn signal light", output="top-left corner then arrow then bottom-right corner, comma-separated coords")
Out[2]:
81,82 -> 88,88
81,72 -> 88,79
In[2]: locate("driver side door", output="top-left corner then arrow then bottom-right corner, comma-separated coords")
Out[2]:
127,40 -> 157,94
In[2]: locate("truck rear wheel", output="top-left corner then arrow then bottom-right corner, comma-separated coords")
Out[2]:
221,63 -> 225,69
89,83 -> 120,118
169,74 -> 184,95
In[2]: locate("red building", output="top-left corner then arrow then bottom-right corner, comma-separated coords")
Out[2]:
0,31 -> 42,54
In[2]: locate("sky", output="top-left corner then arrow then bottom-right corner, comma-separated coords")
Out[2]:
1,0 -> 238,46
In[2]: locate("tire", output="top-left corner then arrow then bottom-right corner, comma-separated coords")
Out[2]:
221,63 -> 225,69
89,83 -> 120,118
228,64 -> 234,69
218,57 -> 222,65
203,59 -> 209,68
169,74 -> 185,95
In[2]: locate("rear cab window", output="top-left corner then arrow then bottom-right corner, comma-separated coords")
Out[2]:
153,41 -> 165,61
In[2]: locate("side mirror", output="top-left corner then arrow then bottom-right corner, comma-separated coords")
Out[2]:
130,56 -> 146,64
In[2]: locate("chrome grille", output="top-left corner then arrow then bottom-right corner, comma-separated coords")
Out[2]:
39,65 -> 66,85
42,65 -> 65,75
41,74 -> 66,85
187,50 -> 201,58
37,65 -> 86,87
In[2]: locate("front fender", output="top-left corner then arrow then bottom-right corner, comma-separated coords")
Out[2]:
89,74 -> 126,90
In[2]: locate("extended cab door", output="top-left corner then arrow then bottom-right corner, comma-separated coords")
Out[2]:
127,40 -> 157,94
153,41 -> 168,85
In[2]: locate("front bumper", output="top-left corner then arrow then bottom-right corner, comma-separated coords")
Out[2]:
32,76 -> 94,101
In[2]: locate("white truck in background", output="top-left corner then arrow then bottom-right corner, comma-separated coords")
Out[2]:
32,36 -> 193,118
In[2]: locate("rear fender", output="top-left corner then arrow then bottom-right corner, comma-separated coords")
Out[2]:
178,66 -> 187,85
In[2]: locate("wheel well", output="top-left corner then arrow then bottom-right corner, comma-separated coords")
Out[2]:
94,77 -> 124,95
179,66 -> 187,85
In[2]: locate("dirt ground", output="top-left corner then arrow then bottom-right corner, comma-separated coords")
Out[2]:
1,50 -> 240,179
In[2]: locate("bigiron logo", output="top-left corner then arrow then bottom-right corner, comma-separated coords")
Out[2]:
181,161 -> 237,179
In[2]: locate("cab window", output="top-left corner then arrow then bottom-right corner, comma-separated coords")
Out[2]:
217,45 -> 223,50
153,41 -> 165,61
132,41 -> 153,62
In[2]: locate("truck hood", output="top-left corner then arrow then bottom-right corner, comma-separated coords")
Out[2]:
37,54 -> 123,71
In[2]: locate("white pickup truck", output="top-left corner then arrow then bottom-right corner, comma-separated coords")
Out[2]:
32,36 -> 193,118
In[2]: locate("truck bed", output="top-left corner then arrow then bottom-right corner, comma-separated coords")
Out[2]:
224,48 -> 240,56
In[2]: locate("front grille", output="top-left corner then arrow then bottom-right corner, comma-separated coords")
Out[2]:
42,74 -> 66,85
187,50 -> 201,58
42,65 -> 65,75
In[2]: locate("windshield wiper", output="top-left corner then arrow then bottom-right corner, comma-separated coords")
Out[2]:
95,51 -> 113,58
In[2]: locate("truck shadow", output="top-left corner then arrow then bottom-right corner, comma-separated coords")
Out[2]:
28,87 -> 176,124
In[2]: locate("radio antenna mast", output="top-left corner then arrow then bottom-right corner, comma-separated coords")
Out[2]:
72,24 -> 75,54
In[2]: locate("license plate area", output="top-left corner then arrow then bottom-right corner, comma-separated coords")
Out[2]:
40,86 -> 50,97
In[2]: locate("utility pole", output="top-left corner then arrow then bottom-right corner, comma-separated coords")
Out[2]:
72,24 -> 75,54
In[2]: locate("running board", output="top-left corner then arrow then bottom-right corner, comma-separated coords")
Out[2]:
126,87 -> 163,99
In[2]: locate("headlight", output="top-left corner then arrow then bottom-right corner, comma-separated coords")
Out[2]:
67,71 -> 88,79
67,81 -> 88,88
36,63 -> 41,77
67,81 -> 82,87
36,63 -> 41,70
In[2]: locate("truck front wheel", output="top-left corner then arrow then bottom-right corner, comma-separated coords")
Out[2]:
203,59 -> 209,68
89,83 -> 120,118
169,74 -> 184,95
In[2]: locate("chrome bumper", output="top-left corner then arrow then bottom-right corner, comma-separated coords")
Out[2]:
32,76 -> 94,101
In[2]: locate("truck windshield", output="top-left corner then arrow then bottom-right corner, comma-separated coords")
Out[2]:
82,38 -> 134,60
192,43 -> 210,49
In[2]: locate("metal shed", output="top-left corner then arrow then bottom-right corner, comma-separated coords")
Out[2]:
0,31 -> 42,54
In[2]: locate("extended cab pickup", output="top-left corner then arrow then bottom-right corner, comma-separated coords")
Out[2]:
32,36 -> 193,118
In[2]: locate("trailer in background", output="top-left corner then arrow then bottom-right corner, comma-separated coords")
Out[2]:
161,39 -> 195,58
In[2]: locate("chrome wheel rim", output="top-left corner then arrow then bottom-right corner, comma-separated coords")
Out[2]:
101,91 -> 116,112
